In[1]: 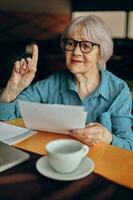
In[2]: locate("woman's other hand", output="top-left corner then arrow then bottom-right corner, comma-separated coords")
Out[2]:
69,122 -> 112,147
0,44 -> 38,103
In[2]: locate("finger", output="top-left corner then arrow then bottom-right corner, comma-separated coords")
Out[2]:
70,128 -> 94,141
20,58 -> 26,67
70,131 -> 93,147
71,128 -> 103,143
26,57 -> 32,68
19,59 -> 28,73
70,129 -> 101,147
26,57 -> 32,63
70,129 -> 89,141
85,122 -> 100,128
14,61 -> 20,74
71,128 -> 89,135
26,57 -> 36,71
32,44 -> 38,67
86,123 -> 103,135
85,123 -> 94,128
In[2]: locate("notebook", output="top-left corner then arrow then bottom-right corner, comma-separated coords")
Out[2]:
0,121 -> 36,145
0,141 -> 29,172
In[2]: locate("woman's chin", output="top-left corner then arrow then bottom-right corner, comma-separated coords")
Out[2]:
68,65 -> 85,74
69,68 -> 85,75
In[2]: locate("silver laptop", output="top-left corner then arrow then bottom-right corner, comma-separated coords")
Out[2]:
0,141 -> 29,172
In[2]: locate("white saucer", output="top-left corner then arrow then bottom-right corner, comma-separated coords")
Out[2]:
36,156 -> 95,181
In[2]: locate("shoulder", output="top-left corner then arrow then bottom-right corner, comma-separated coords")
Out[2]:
101,70 -> 131,102
48,70 -> 71,81
103,70 -> 129,91
31,70 -> 70,89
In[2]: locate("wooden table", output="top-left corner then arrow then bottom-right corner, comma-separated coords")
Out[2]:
0,149 -> 133,200
1,118 -> 132,200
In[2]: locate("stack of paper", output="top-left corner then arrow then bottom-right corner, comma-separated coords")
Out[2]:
0,122 -> 36,144
19,100 -> 87,134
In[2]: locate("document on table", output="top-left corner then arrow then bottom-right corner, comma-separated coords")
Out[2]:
0,122 -> 36,145
19,100 -> 87,134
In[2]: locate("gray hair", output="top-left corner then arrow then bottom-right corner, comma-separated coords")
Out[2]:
61,15 -> 113,70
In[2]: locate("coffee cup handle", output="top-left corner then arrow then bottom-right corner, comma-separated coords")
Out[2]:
82,145 -> 89,157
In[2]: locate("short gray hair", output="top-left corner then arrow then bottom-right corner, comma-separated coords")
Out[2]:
61,15 -> 113,70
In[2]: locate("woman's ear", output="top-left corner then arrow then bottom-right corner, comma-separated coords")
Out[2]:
97,58 -> 102,70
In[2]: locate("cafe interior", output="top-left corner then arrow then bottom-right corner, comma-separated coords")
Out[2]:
0,0 -> 133,199
0,0 -> 133,93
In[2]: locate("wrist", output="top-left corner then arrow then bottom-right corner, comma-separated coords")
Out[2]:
103,128 -> 112,144
0,84 -> 20,103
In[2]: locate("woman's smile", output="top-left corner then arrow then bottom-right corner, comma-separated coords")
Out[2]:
70,59 -> 84,64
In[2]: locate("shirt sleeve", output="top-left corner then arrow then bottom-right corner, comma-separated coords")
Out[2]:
0,77 -> 52,120
110,83 -> 133,150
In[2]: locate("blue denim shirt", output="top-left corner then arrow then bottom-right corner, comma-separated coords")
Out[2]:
0,69 -> 133,150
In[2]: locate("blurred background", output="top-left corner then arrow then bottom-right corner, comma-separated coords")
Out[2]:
0,0 -> 133,94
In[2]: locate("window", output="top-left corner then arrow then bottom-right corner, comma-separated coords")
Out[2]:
72,11 -> 127,38
128,11 -> 133,39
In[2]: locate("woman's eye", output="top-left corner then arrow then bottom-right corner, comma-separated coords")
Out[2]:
68,41 -> 74,46
82,43 -> 91,49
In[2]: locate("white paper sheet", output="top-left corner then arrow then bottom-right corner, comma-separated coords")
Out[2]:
19,100 -> 87,134
0,122 -> 36,144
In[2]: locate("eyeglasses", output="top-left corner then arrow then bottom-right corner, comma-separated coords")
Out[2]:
63,39 -> 99,53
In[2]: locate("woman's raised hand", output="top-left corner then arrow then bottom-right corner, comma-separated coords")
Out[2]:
0,44 -> 38,103
9,44 -> 38,91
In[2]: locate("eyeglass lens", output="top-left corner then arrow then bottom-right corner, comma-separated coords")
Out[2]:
63,39 -> 96,53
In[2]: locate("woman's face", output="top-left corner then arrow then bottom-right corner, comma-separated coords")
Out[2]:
65,30 -> 101,75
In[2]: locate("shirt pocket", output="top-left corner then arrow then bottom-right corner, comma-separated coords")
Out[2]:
99,112 -> 112,132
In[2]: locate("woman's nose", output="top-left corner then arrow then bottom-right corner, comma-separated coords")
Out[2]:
73,44 -> 82,55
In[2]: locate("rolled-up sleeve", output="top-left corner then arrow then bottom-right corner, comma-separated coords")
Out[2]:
0,100 -> 19,120
0,78 -> 50,120
0,72 -> 65,120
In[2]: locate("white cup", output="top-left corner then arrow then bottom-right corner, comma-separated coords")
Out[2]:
45,139 -> 89,173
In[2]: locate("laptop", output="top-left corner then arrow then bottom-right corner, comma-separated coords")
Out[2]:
0,141 -> 29,172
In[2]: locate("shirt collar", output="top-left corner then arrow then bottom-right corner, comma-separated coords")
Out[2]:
60,69 -> 110,101
59,71 -> 78,93
95,69 -> 110,101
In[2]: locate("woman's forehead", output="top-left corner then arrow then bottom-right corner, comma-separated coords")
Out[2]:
67,26 -> 90,40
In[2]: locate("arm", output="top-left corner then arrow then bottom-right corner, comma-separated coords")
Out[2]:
110,85 -> 133,150
0,72 -> 58,121
0,80 -> 48,120
70,84 -> 133,150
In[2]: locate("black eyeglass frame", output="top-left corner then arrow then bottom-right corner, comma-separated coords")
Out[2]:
62,39 -> 99,53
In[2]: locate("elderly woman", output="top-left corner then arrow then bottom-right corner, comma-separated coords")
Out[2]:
0,15 -> 133,150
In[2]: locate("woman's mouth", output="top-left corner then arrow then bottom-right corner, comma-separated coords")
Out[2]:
71,59 -> 83,63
